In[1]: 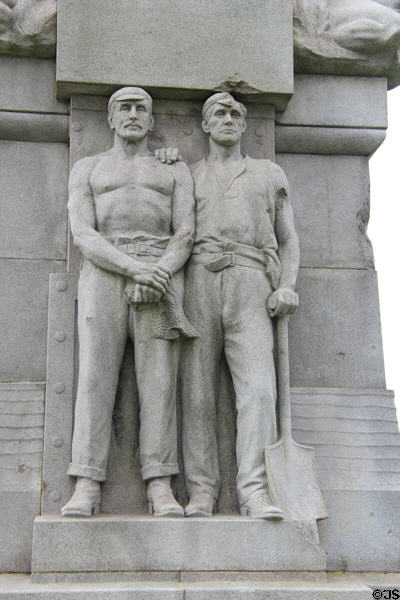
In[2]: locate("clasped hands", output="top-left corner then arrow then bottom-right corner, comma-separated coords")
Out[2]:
129,263 -> 171,305
267,287 -> 299,318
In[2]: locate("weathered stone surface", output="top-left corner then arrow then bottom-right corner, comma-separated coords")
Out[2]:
293,0 -> 400,88
275,125 -> 386,156
0,259 -> 65,381
0,56 -> 67,114
32,515 -> 326,573
0,383 -> 45,572
0,576 -> 183,599
0,0 -> 56,58
185,582 -> 372,599
277,75 -> 387,129
290,268 -> 386,388
291,389 -> 400,492
276,154 -> 374,269
56,0 -> 293,108
319,490 -> 400,571
290,388 -> 400,571
0,574 -> 375,599
0,112 -> 69,142
41,273 -> 77,515
0,142 -> 68,259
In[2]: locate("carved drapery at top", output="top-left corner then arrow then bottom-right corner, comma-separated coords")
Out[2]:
293,0 -> 400,88
0,0 -> 55,57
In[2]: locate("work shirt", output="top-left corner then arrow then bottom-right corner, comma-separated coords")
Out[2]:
190,155 -> 280,254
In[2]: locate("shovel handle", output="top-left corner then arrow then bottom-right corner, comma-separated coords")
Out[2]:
277,315 -> 291,439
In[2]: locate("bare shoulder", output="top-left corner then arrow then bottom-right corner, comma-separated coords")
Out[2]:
70,150 -> 110,182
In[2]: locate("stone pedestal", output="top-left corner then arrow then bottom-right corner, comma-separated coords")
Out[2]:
32,515 -> 326,574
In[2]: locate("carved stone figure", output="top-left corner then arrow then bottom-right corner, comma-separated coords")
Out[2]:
0,0 -> 56,57
293,0 -> 400,86
61,87 -> 196,518
180,93 -> 300,519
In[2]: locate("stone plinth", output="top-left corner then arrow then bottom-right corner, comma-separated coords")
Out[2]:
32,515 -> 326,574
0,574 -> 379,599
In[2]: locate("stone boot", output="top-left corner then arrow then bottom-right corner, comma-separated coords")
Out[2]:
61,477 -> 101,517
185,493 -> 215,517
147,477 -> 184,517
240,491 -> 284,520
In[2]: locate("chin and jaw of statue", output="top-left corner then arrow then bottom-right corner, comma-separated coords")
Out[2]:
61,88 -> 299,521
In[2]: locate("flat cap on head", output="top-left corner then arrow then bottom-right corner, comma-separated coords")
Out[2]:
202,92 -> 247,120
108,87 -> 152,112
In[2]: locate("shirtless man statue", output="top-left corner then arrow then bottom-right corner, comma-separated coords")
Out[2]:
179,92 -> 300,519
61,87 -> 195,518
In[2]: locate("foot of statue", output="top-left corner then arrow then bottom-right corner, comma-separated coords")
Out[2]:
147,476 -> 184,517
240,491 -> 284,521
184,492 -> 215,517
61,477 -> 101,517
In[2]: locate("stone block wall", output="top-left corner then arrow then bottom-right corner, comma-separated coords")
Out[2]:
0,56 -> 69,571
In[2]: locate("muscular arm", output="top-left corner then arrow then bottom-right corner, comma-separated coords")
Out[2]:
267,163 -> 300,317
274,173 -> 299,290
68,156 -> 170,294
157,162 -> 195,274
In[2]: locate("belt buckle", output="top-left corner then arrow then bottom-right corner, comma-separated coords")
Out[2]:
136,242 -> 151,256
222,251 -> 235,266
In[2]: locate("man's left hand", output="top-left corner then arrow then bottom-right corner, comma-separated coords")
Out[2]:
267,288 -> 299,318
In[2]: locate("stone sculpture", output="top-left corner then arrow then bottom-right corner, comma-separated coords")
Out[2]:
0,0 -> 56,57
293,0 -> 400,86
61,87 -> 196,518
179,92 -> 300,519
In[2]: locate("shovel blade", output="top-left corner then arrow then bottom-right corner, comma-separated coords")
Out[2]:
265,438 -> 328,523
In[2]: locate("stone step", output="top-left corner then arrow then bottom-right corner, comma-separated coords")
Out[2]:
32,514 -> 326,573
0,575 -> 374,599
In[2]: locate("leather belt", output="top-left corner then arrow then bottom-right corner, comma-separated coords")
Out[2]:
190,243 -> 267,272
109,236 -> 168,257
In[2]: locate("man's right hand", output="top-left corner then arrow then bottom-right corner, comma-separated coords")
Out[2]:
154,148 -> 182,164
132,263 -> 171,295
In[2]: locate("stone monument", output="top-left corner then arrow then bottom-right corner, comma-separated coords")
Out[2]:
1,0 -> 400,597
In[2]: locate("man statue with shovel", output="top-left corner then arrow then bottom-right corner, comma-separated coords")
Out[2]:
179,92 -> 300,519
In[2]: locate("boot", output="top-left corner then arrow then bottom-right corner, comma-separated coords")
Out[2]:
147,476 -> 184,517
185,492 -> 215,517
240,491 -> 284,521
61,477 -> 101,517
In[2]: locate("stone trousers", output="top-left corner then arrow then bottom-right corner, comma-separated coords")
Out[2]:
181,263 -> 277,506
67,259 -> 180,482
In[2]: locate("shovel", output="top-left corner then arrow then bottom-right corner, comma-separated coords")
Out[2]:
264,315 -> 328,525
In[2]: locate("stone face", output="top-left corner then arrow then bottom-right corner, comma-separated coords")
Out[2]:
0,383 -> 45,572
276,154 -> 374,269
0,57 -> 67,114
32,515 -> 326,573
277,75 -> 387,129
56,0 -> 293,108
290,268 -> 386,388
0,259 -> 65,381
319,490 -> 400,571
0,142 -> 68,259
